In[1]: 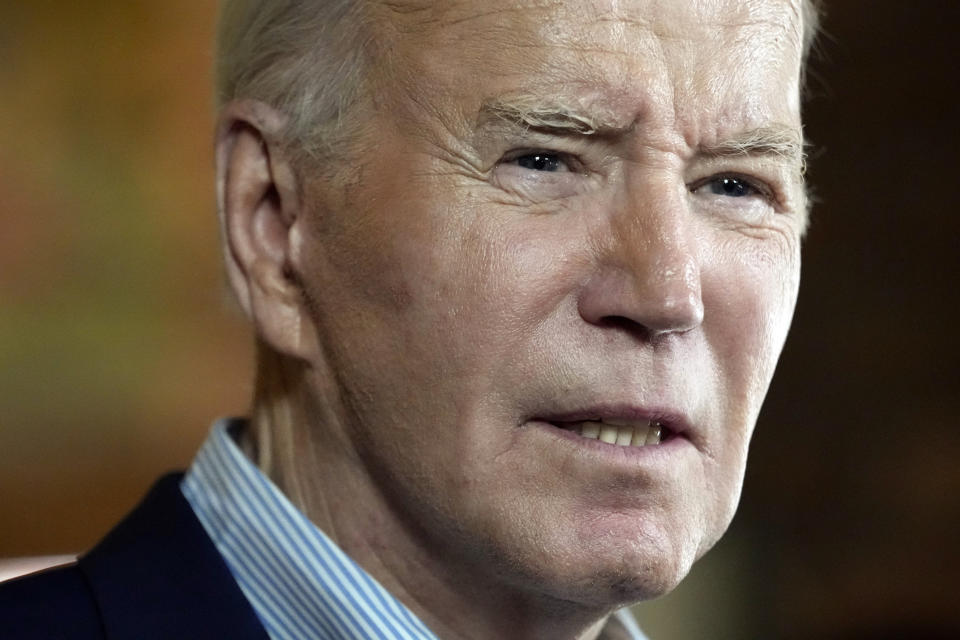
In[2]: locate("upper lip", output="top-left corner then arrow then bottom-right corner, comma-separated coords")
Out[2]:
528,403 -> 693,439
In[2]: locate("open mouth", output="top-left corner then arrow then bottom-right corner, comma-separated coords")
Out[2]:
548,419 -> 669,448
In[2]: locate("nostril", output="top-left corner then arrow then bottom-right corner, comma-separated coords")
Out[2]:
594,315 -> 650,337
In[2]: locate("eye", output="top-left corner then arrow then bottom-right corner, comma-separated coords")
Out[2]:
510,152 -> 570,173
492,149 -> 590,202
688,172 -> 785,222
701,176 -> 762,198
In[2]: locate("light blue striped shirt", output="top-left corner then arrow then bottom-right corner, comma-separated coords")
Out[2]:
181,419 -> 647,640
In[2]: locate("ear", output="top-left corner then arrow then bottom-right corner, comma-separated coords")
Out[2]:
216,99 -> 318,362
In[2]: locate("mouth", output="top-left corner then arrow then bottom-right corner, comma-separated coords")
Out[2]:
546,418 -> 671,448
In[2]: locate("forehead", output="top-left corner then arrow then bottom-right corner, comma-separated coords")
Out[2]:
372,0 -> 803,137
382,0 -> 801,43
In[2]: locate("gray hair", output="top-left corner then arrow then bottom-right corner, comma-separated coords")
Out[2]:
216,1 -> 822,164
215,0 -> 373,162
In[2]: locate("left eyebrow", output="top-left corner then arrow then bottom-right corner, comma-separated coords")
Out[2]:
699,125 -> 807,174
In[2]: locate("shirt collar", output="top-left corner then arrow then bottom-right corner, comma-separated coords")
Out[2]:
182,418 -> 438,640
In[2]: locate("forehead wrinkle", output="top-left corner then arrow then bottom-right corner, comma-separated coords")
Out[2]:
377,0 -> 567,33
375,1 -> 805,153
586,0 -> 803,68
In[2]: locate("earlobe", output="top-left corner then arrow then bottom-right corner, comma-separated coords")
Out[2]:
216,100 -> 316,361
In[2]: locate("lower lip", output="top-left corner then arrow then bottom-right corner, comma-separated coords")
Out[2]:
529,420 -> 691,463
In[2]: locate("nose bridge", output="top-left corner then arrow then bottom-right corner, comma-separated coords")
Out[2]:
622,178 -> 699,289
579,174 -> 704,336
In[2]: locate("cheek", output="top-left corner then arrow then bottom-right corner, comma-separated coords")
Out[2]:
705,232 -> 800,402
384,203 -> 584,363
698,232 -> 799,508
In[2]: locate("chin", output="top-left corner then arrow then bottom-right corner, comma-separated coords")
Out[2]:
535,560 -> 693,611
589,550 -> 695,605
532,524 -> 703,608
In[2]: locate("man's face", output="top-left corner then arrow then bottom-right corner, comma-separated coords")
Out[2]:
294,0 -> 805,605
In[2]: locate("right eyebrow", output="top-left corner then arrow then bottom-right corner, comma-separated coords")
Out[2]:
477,96 -> 630,137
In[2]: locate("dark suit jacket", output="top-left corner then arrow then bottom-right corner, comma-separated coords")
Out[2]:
0,474 -> 269,639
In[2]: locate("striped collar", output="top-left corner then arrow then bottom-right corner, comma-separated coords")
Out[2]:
182,419 -> 437,640
181,419 -> 647,640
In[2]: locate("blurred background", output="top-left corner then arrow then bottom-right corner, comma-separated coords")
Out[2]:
1,2 -> 957,638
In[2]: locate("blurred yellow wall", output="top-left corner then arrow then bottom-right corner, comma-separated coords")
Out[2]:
0,3 -> 253,555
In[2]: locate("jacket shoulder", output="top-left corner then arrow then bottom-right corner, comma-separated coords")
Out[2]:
0,564 -> 104,639
1,473 -> 267,640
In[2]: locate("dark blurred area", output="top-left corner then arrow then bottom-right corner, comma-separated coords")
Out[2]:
1,2 -> 958,638
750,1 -> 960,636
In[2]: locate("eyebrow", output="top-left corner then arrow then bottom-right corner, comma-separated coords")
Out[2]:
478,97 -> 806,173
478,97 -> 628,137
699,125 -> 807,174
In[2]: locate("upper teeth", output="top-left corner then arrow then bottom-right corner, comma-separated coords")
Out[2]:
566,420 -> 662,447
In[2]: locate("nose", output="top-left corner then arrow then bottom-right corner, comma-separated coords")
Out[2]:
577,181 -> 704,339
